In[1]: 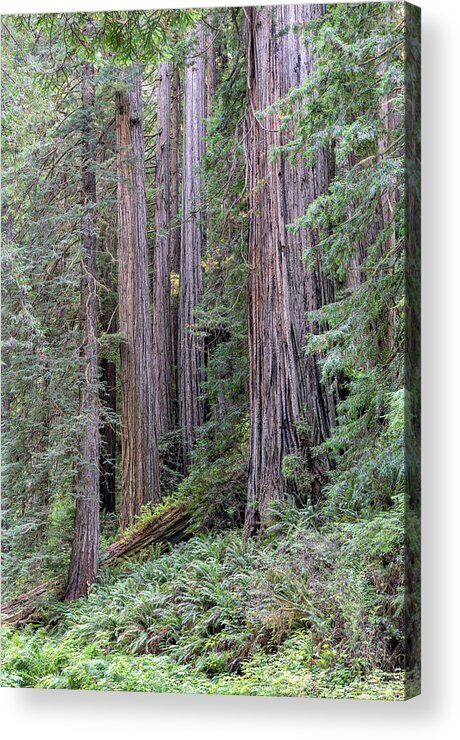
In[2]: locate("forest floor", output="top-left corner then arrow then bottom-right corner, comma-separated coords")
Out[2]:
1,503 -> 405,700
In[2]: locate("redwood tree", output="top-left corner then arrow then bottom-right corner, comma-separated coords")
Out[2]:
169,63 -> 181,427
243,4 -> 335,537
99,357 -> 116,513
65,62 -> 100,599
178,22 -> 207,467
152,59 -> 174,435
116,65 -> 160,529
98,140 -> 118,515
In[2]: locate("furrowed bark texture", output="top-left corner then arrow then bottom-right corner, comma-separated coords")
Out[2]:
244,4 -> 335,537
116,66 -> 160,530
99,357 -> 116,513
152,60 -> 174,435
1,215 -> 13,434
65,62 -> 100,600
170,64 -> 181,427
170,65 -> 181,279
178,22 -> 206,468
99,189 -> 118,514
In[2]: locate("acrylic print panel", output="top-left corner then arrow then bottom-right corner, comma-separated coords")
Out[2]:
0,3 -> 420,700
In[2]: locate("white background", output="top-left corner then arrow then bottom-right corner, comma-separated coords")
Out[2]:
1,0 -> 459,737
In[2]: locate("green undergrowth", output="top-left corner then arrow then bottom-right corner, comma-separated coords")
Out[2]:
1,499 -> 405,699
1,627 -> 404,699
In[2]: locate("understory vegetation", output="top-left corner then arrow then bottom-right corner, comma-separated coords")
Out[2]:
2,498 -> 405,699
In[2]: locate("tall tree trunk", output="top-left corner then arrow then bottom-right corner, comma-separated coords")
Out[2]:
98,147 -> 118,515
178,23 -> 206,468
65,62 -> 100,600
243,4 -> 335,537
170,64 -> 181,428
203,18 -> 218,422
116,65 -> 160,529
276,4 -> 336,501
152,60 -> 174,435
1,214 -> 13,434
99,357 -> 116,513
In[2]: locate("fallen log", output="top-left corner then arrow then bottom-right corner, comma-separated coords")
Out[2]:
104,504 -> 189,564
0,578 -> 62,626
1,504 -> 189,626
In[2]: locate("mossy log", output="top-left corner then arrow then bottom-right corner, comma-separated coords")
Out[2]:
1,504 -> 189,626
1,579 -> 62,626
104,504 -> 189,564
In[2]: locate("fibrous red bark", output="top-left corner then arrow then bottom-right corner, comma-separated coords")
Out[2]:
243,4 -> 336,537
152,60 -> 174,435
99,357 -> 116,513
170,64 -> 181,427
178,22 -> 207,468
65,62 -> 100,599
116,65 -> 160,529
